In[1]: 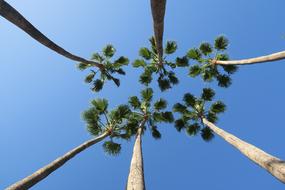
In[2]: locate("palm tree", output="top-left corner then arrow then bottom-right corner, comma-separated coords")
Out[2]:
126,88 -> 174,190
212,50 -> 285,65
150,0 -> 167,65
187,36 -> 238,88
173,88 -> 285,183
6,99 -> 133,190
0,0 -> 103,69
133,37 -> 188,91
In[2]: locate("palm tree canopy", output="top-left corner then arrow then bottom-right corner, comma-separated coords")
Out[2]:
173,88 -> 226,141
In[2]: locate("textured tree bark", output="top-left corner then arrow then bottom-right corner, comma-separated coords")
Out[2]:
126,121 -> 146,190
212,50 -> 285,65
150,0 -> 166,65
202,118 -> 285,183
0,0 -> 103,69
5,132 -> 110,190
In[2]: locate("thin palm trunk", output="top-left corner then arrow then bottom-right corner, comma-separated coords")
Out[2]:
212,50 -> 285,65
6,132 -> 109,190
126,121 -> 146,190
0,0 -> 103,69
202,118 -> 285,183
150,0 -> 166,65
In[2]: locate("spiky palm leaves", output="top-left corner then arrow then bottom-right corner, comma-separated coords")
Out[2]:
133,37 -> 187,91
83,98 -> 134,155
173,88 -> 225,141
128,88 -> 174,137
78,45 -> 129,92
188,36 -> 238,88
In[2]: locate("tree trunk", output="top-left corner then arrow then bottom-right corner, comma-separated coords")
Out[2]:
212,50 -> 285,65
0,0 -> 103,69
126,122 -> 146,190
150,0 -> 166,65
202,118 -> 285,183
5,132 -> 109,190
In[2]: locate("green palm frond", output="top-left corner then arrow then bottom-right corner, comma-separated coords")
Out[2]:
92,79 -> 104,92
176,56 -> 189,67
102,141 -> 121,156
187,48 -> 202,60
210,101 -> 226,113
201,88 -> 215,101
214,36 -> 229,50
129,96 -> 141,110
141,88 -> 153,102
165,41 -> 177,55
199,42 -> 213,56
91,99 -> 108,114
151,126 -> 161,139
139,47 -> 152,60
186,123 -> 200,136
183,93 -> 196,107
173,103 -> 187,113
133,59 -> 147,68
174,119 -> 186,132
201,127 -> 214,142
103,45 -> 116,58
154,98 -> 167,111
189,65 -> 202,77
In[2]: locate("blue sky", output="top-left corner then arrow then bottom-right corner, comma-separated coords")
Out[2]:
1,0 -> 285,189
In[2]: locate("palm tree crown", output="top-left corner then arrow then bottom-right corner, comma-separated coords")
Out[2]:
173,88 -> 226,141
187,36 -> 238,88
133,37 -> 189,91
83,98 -> 133,155
78,45 -> 129,92
128,87 -> 174,137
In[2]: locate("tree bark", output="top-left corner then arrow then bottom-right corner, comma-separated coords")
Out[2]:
150,0 -> 166,65
126,121 -> 146,190
0,0 -> 103,69
202,118 -> 285,183
212,50 -> 285,65
5,132 -> 110,190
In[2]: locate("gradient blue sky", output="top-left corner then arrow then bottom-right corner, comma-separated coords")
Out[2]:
1,0 -> 285,189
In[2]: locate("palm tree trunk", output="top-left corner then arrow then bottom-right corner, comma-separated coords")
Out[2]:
5,132 -> 109,190
126,121 -> 146,190
150,0 -> 166,65
0,0 -> 103,69
212,50 -> 285,65
202,118 -> 285,183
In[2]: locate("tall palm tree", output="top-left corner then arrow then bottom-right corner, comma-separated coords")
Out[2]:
212,50 -> 285,65
6,99 -> 133,190
126,88 -> 174,190
0,0 -> 102,69
173,88 -> 285,183
150,0 -> 167,65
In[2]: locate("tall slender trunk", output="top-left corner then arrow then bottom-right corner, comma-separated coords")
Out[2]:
202,118 -> 285,183
212,50 -> 285,65
150,0 -> 166,65
6,132 -> 109,190
0,0 -> 103,69
126,121 -> 146,190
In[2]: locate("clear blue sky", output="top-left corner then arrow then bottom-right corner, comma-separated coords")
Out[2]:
1,0 -> 285,189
